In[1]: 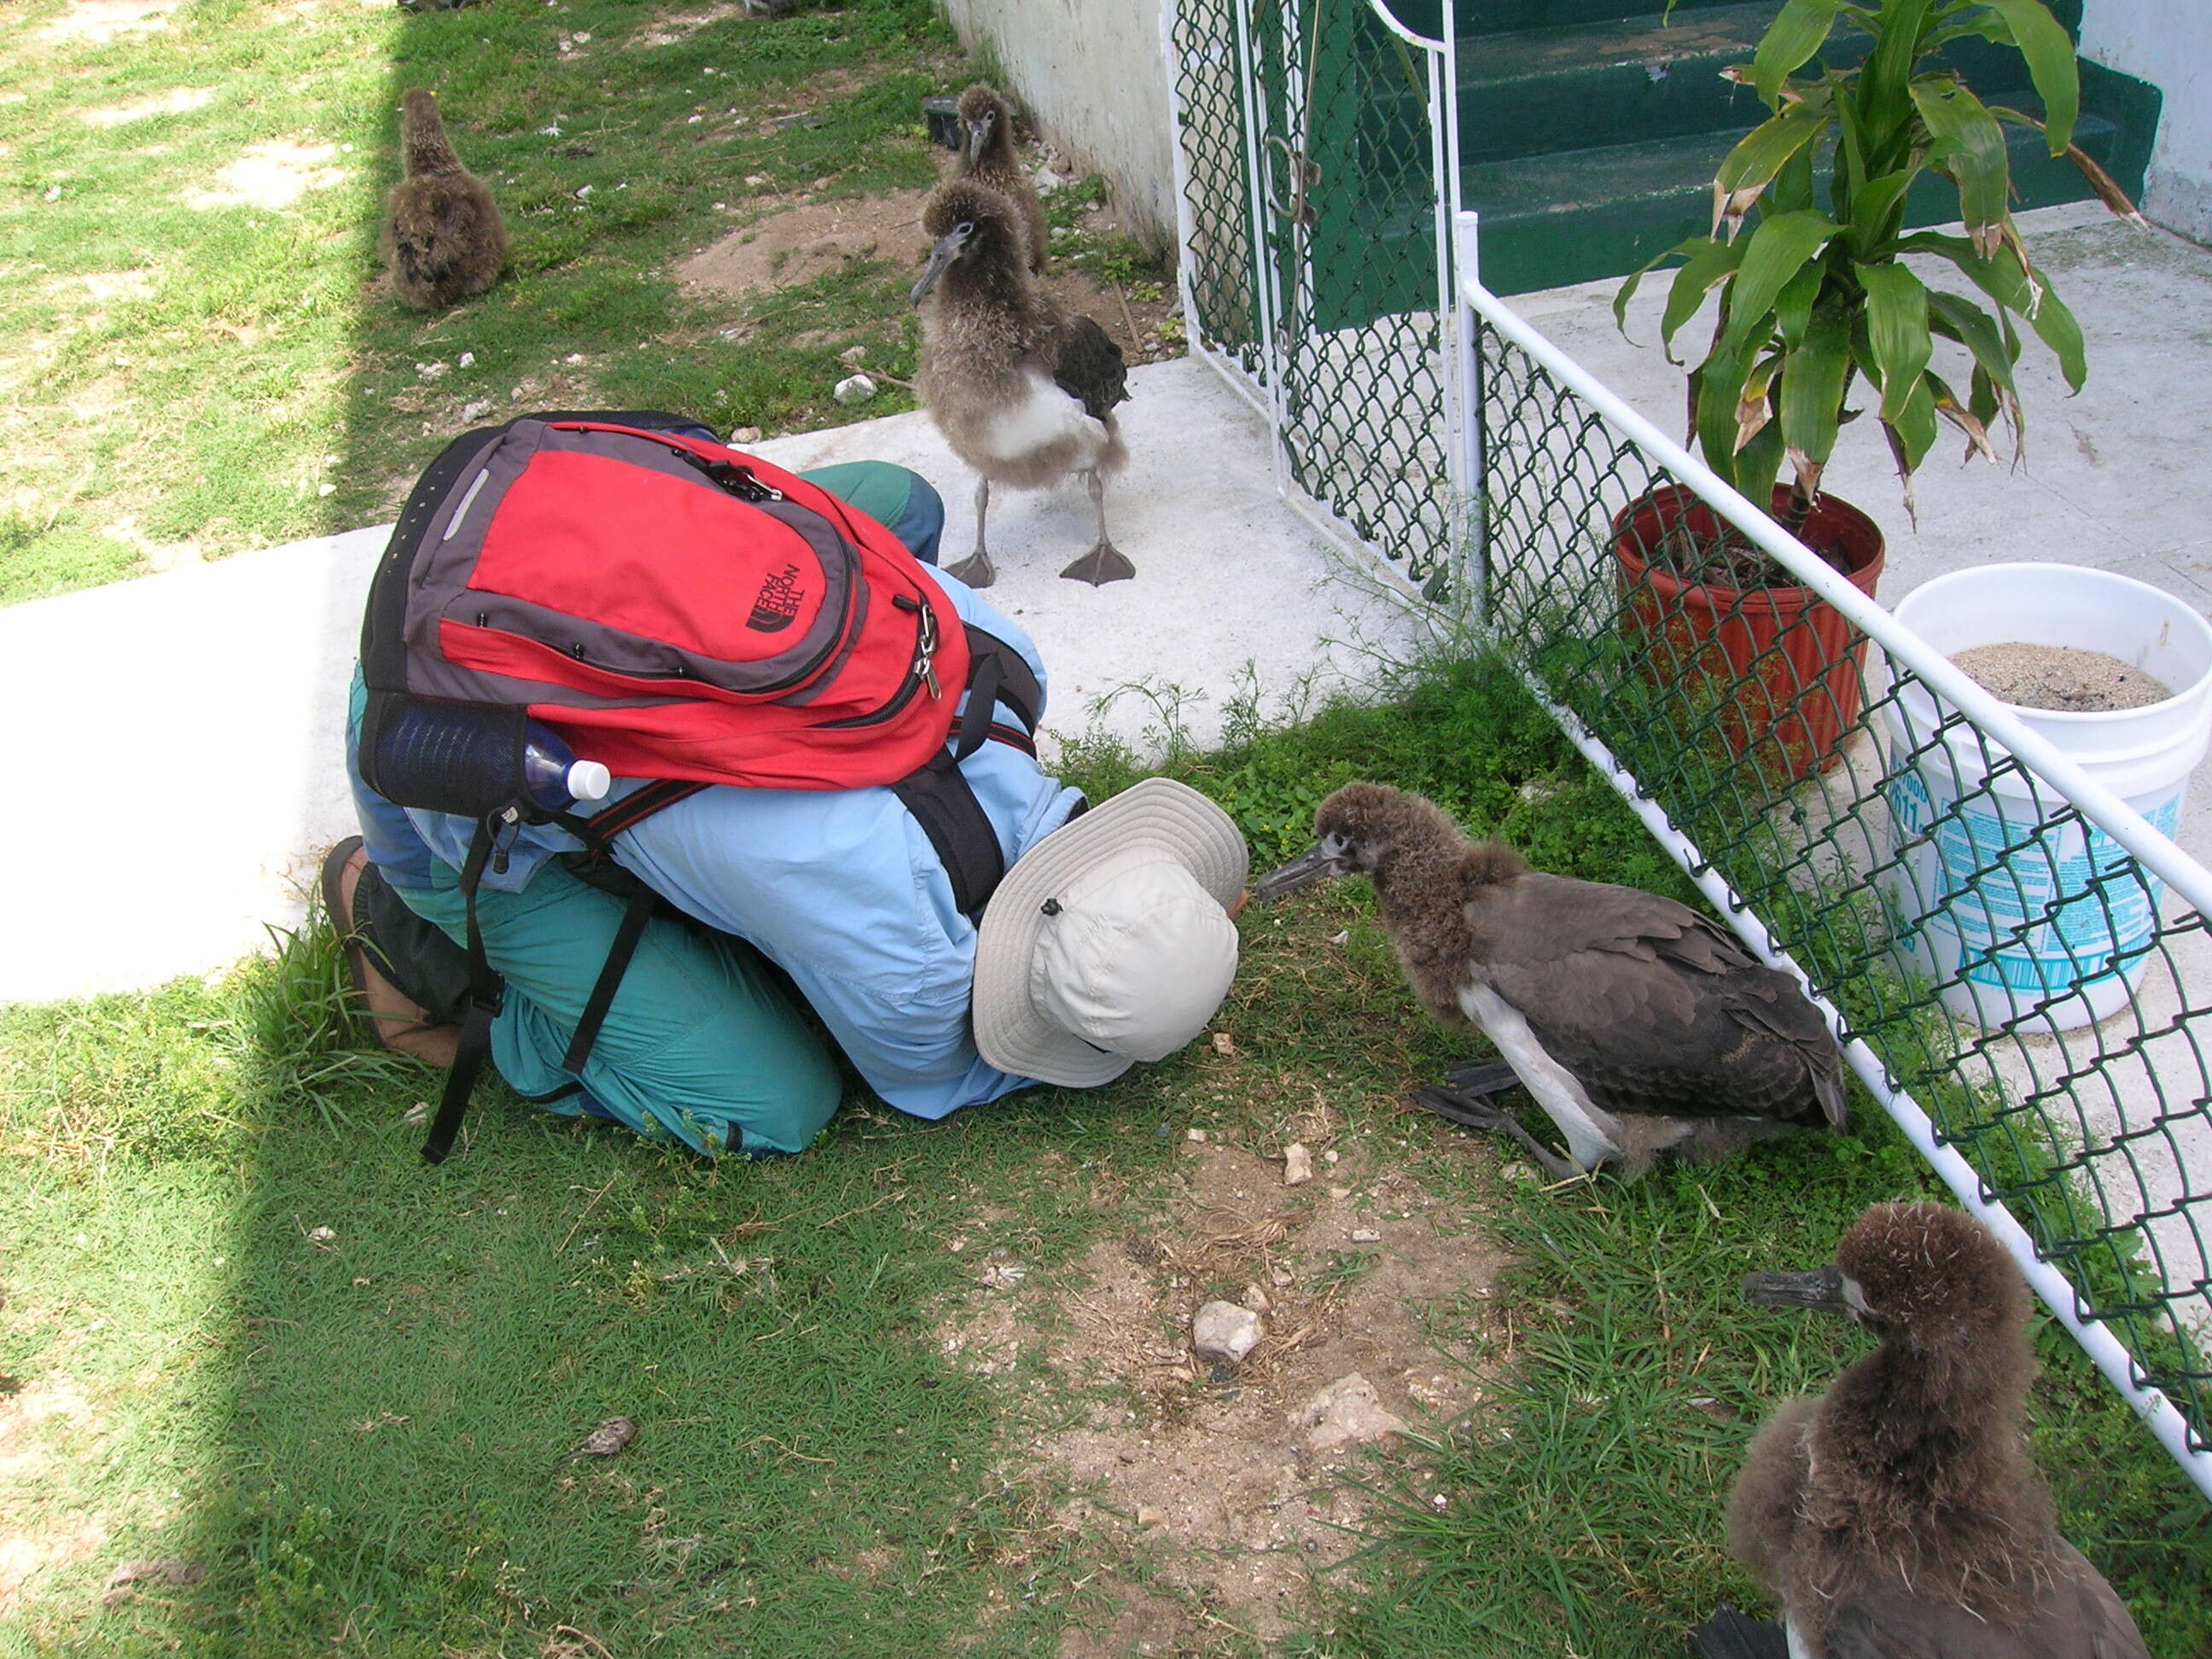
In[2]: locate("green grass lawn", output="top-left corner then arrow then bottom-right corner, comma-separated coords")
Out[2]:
4,658 -> 2207,1656
0,0 -> 1062,605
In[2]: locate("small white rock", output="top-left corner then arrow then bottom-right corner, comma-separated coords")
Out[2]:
1328,929 -> 1350,946
1324,1149 -> 1340,1164
1296,1372 -> 1407,1452
1185,1127 -> 1208,1144
839,343 -> 868,364
564,352 -> 587,364
745,172 -> 771,187
832,373 -> 876,405
1032,166 -> 1061,195
457,351 -> 474,368
1270,1264 -> 1294,1288
730,425 -> 762,444
1137,1506 -> 1167,1528
1241,1284 -> 1272,1314
1192,1300 -> 1265,1366
415,360 -> 448,381
574,184 -> 593,200
317,482 -> 336,497
460,399 -> 493,422
1282,1143 -> 1313,1186
1349,1227 -> 1381,1244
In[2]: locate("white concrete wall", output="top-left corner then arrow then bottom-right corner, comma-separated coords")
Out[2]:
2082,0 -> 2212,242
937,0 -> 1177,253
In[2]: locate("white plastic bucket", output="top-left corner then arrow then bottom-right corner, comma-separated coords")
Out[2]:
1880,563 -> 2212,1032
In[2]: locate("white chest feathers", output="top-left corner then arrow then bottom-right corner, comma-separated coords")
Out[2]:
1457,982 -> 1621,1171
979,369 -> 1109,468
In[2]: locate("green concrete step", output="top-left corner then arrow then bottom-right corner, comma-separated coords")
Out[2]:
1461,104 -> 2126,297
1457,2 -> 1780,166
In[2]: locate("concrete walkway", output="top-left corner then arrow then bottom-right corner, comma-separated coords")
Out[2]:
0,357 -> 1417,1006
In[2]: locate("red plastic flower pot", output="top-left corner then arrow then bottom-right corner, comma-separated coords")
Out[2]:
1610,484 -> 1886,784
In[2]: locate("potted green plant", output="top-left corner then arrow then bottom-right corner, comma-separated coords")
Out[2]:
1610,0 -> 2137,783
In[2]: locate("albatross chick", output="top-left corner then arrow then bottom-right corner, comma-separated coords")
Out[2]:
952,84 -> 1048,276
1700,1202 -> 2151,1659
911,178 -> 1131,587
1257,783 -> 1845,1179
383,90 -> 505,311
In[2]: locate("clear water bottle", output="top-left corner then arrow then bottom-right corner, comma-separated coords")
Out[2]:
371,700 -> 611,819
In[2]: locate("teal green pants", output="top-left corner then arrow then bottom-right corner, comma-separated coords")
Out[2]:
399,859 -> 840,1155
389,458 -> 944,1156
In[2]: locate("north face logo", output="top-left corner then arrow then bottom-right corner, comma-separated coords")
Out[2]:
746,563 -> 805,632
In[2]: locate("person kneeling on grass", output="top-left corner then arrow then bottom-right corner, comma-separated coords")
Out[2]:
329,457 -> 1248,1156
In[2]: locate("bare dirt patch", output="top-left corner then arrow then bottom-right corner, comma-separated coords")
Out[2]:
79,87 -> 216,128
675,189 -> 931,301
636,3 -> 762,46
36,0 -> 183,44
674,185 -> 1178,366
944,1132 -> 1507,1647
182,140 -> 345,212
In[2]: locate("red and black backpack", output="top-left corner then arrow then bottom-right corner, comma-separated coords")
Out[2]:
359,411 -> 1040,1160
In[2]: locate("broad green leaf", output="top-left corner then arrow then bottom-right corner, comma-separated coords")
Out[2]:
1781,308 -> 1855,477
1715,211 -> 1842,361
1857,0 -> 1939,155
1774,265 -> 1825,350
1658,238 -> 1748,354
1773,117 -> 1821,215
1857,262 -> 1932,421
1928,290 -> 2023,430
1969,362 -> 2001,428
1694,341 -> 1755,487
1977,0 -> 2079,154
1846,168 -> 1915,255
1714,101 -> 1831,201
1615,235 -> 1723,336
1752,0 -> 1842,105
1893,231 -> 2087,388
1883,369 -> 1940,474
1912,79 -> 2011,254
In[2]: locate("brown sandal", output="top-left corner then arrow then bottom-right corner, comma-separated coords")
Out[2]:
320,837 -> 462,1069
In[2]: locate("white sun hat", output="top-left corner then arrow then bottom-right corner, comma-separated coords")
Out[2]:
971,777 -> 1248,1087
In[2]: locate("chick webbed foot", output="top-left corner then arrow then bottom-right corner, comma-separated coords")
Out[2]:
944,550 -> 997,588
1061,542 -> 1134,585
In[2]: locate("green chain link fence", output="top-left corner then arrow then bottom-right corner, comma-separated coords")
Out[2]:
1167,0 -> 2212,1491
1166,0 -> 1462,591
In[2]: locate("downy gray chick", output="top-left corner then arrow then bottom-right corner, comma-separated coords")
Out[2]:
911,178 -> 1131,588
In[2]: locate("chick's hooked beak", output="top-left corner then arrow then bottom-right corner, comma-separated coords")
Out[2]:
963,112 -> 992,165
1255,837 -> 1350,903
1743,1264 -> 1851,1316
910,221 -> 973,307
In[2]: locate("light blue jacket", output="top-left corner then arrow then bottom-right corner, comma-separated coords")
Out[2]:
347,568 -> 1082,1118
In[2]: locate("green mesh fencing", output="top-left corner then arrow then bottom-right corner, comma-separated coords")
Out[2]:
1168,0 -> 1458,590
1168,0 -> 2211,1479
1470,312 -> 2212,1461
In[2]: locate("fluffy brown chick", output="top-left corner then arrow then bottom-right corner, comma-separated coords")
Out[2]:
1259,782 -> 1845,1179
1725,1202 -> 2150,1658
383,90 -> 505,311
952,84 -> 1048,276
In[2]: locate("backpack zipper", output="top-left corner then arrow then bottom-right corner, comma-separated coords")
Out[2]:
819,597 -> 941,729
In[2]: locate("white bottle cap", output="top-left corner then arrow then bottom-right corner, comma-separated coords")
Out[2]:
566,760 -> 612,802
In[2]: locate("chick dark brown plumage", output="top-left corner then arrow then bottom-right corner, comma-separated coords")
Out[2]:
1257,783 -> 1845,1179
383,90 -> 505,311
952,84 -> 1048,276
911,178 -> 1131,587
1719,1203 -> 2151,1659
